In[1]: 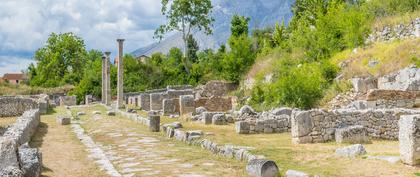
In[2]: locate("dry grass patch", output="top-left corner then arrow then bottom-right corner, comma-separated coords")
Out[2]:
0,117 -> 17,128
372,11 -> 420,29
332,38 -> 420,79
156,113 -> 420,177
30,107 -> 106,177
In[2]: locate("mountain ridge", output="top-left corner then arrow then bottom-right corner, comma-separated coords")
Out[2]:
131,0 -> 295,57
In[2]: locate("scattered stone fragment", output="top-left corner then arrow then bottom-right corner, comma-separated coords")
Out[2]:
56,115 -> 71,125
271,108 -> 292,116
335,144 -> 367,157
285,170 -> 309,177
398,114 -> 420,166
235,121 -> 250,134
107,111 -> 116,116
246,159 -> 279,177
240,105 -> 256,116
76,112 -> 86,116
367,156 -> 400,164
195,107 -> 207,115
148,114 -> 160,132
93,111 -> 101,115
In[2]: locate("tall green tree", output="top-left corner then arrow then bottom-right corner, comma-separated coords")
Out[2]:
155,0 -> 214,74
186,34 -> 199,63
230,15 -> 250,37
29,32 -> 87,87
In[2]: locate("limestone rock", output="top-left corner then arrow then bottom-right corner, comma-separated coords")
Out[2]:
56,115 -> 71,125
106,111 -> 116,116
291,111 -> 313,142
285,170 -> 309,177
335,144 -> 367,157
0,166 -> 24,177
335,125 -> 370,144
148,115 -> 160,132
195,107 -> 207,115
92,111 -> 101,115
76,112 -> 85,116
399,114 -> 420,165
246,159 -> 279,177
240,105 -> 257,116
271,108 -> 292,116
236,121 -> 250,134
212,114 -> 227,125
18,147 -> 42,177
0,138 -> 19,169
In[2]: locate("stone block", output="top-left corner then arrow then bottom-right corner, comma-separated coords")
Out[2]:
148,115 -> 160,132
335,144 -> 367,158
202,112 -> 214,125
163,99 -> 177,116
0,166 -> 23,177
291,111 -> 313,142
150,93 -> 166,111
212,114 -> 227,125
285,170 -> 309,177
351,77 -> 377,93
139,93 -> 151,111
236,121 -> 250,134
179,95 -> 195,115
399,114 -> 420,165
85,95 -> 93,105
174,129 -> 187,141
271,107 -> 292,116
195,107 -> 207,115
106,111 -> 116,116
335,125 -> 370,144
18,147 -> 42,177
56,116 -> 71,125
0,138 -> 19,169
246,159 -> 279,177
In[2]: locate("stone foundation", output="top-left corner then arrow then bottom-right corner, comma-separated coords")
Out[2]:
291,109 -> 420,144
59,96 -> 76,106
0,97 -> 39,117
180,95 -> 195,115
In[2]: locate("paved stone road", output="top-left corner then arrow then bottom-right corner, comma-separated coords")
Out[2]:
74,109 -> 244,177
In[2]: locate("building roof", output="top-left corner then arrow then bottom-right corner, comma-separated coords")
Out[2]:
3,73 -> 26,80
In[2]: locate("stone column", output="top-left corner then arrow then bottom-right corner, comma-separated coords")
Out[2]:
399,114 -> 420,166
101,55 -> 106,103
148,112 -> 160,132
105,52 -> 112,106
117,39 -> 125,109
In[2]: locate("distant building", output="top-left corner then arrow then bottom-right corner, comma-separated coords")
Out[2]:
136,55 -> 150,63
1,73 -> 27,85
114,55 -> 150,65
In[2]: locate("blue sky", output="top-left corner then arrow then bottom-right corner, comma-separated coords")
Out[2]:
0,0 -> 165,76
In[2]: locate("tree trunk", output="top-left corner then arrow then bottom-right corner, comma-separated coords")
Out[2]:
183,36 -> 190,75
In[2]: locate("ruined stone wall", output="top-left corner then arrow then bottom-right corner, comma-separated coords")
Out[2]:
0,97 -> 39,117
196,81 -> 237,98
2,109 -> 40,145
291,109 -> 420,143
195,97 -> 233,112
378,65 -> 420,91
366,18 -> 420,43
364,89 -> 419,109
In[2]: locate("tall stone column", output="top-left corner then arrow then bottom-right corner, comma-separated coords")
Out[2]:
101,55 -> 107,103
105,52 -> 112,106
117,39 -> 125,109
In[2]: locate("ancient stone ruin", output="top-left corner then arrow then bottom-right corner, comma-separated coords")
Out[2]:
0,95 -> 48,176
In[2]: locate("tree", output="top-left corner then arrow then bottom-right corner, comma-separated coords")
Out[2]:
29,32 -> 87,87
230,15 -> 250,37
155,0 -> 214,74
186,34 -> 199,63
273,21 -> 287,47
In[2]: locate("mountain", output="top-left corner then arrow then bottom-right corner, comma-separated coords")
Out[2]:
131,0 -> 295,57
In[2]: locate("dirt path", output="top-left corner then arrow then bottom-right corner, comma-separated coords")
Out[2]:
30,108 -> 106,177
71,105 -> 246,177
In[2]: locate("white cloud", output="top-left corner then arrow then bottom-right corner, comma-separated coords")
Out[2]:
0,56 -> 34,76
0,0 -> 164,67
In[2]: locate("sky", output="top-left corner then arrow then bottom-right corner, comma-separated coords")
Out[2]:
0,0 -> 165,76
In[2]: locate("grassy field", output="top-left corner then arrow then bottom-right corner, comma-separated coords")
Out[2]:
0,83 -> 73,96
153,112 -> 420,177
